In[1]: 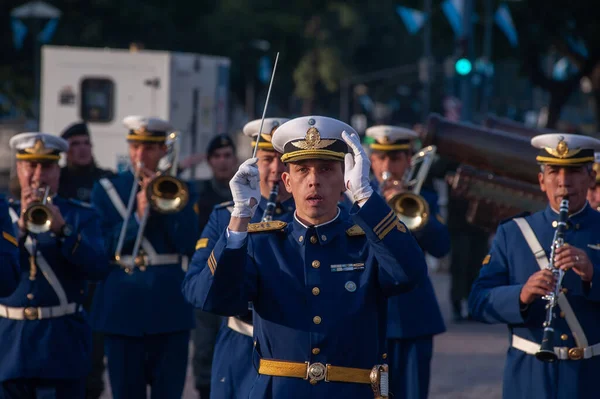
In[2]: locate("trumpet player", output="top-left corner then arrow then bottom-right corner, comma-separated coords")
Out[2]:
586,154 -> 600,210
90,116 -> 199,399
469,134 -> 600,399
365,125 -> 449,399
0,196 -> 19,297
182,117 -> 295,399
0,133 -> 109,399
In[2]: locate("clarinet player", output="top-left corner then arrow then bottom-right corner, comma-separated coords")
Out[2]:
182,117 -> 295,399
469,133 -> 600,399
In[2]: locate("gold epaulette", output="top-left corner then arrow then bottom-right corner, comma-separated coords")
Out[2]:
346,224 -> 365,236
248,220 -> 287,233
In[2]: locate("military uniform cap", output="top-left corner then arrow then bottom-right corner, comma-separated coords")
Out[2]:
206,134 -> 236,157
123,115 -> 172,143
243,118 -> 290,151
271,116 -> 354,163
61,122 -> 90,140
10,132 -> 68,162
365,125 -> 418,152
531,133 -> 600,166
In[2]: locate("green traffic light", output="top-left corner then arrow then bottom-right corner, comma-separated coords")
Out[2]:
455,58 -> 472,75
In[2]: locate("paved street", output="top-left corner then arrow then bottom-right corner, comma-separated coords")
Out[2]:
101,272 -> 507,398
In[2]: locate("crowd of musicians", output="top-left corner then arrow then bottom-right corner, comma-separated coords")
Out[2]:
1,111 -> 600,399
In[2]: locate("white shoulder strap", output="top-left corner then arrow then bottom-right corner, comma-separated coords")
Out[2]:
24,236 -> 69,307
99,178 -> 127,218
513,217 -> 589,348
8,207 -> 19,224
98,178 -> 158,257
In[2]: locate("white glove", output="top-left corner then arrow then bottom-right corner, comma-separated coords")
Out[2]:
342,130 -> 373,203
229,158 -> 261,218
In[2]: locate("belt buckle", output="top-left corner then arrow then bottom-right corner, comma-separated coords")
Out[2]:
370,364 -> 389,399
135,249 -> 148,271
568,347 -> 584,360
305,362 -> 327,385
23,307 -> 38,321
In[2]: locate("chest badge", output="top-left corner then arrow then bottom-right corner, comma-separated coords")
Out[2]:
345,281 -> 357,292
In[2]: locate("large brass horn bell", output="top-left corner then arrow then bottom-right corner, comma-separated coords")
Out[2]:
146,174 -> 189,213
386,191 -> 430,231
381,145 -> 437,232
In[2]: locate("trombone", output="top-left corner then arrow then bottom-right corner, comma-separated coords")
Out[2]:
114,131 -> 190,271
23,185 -> 53,234
381,145 -> 437,231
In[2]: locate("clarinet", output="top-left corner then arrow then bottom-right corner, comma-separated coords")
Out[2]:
261,182 -> 279,222
535,196 -> 569,363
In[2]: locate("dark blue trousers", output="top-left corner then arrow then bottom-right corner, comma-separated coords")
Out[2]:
210,326 -> 256,399
104,330 -> 190,399
388,336 -> 433,399
0,378 -> 84,399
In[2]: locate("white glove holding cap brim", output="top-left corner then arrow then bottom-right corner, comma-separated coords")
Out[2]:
229,157 -> 261,218
342,130 -> 373,203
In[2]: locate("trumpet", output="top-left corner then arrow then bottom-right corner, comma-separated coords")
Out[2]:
381,145 -> 437,231
114,131 -> 190,271
145,132 -> 189,213
23,185 -> 52,234
536,196 -> 569,362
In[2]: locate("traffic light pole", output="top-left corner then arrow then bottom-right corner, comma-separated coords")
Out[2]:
481,0 -> 493,115
460,0 -> 474,122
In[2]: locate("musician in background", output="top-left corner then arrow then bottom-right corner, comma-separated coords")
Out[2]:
365,125 -> 450,399
469,134 -> 600,399
90,116 -> 199,399
58,122 -> 114,204
182,117 -> 294,399
190,133 -> 237,399
0,133 -> 109,398
0,195 -> 19,297
185,116 -> 428,398
586,156 -> 600,211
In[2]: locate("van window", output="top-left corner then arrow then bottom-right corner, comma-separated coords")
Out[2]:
80,78 -> 115,123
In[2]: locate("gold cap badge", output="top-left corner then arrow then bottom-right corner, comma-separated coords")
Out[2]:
24,139 -> 53,155
291,127 -> 336,150
556,137 -> 568,158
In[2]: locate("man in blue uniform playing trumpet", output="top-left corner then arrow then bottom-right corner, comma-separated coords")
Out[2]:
186,115 -> 428,398
0,132 -> 109,398
90,116 -> 198,399
469,133 -> 600,399
183,117 -> 294,399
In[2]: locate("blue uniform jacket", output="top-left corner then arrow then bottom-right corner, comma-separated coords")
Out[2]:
0,196 -> 109,381
188,193 -> 428,398
90,170 -> 198,336
371,179 -> 449,339
0,196 -> 19,296
182,196 -> 295,399
469,204 -> 600,399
